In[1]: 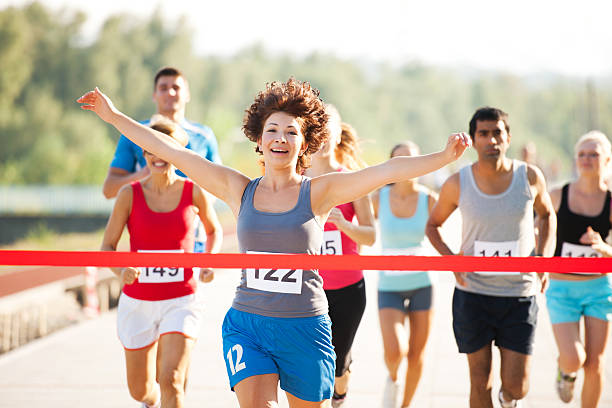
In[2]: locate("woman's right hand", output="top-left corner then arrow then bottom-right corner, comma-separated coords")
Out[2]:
77,87 -> 119,124
120,267 -> 141,285
580,226 -> 612,257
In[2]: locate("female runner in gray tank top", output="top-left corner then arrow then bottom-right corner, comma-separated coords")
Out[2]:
78,79 -> 471,408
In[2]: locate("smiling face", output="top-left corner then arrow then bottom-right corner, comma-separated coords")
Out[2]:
473,119 -> 510,162
144,120 -> 186,175
144,149 -> 173,174
258,111 -> 306,172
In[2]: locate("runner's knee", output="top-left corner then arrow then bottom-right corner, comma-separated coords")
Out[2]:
501,377 -> 529,400
127,380 -> 155,402
158,368 -> 184,394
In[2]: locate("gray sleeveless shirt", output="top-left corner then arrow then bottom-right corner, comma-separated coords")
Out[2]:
231,177 -> 328,317
459,160 -> 538,297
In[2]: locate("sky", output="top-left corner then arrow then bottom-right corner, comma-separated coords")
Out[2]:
3,0 -> 612,78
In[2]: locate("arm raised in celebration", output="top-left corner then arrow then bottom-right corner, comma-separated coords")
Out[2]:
78,88 -> 249,214
311,132 -> 470,216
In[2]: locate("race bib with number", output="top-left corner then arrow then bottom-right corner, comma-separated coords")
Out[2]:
245,251 -> 303,294
473,240 -> 520,276
561,242 -> 601,275
320,230 -> 343,255
561,242 -> 601,258
138,249 -> 185,283
381,246 -> 428,276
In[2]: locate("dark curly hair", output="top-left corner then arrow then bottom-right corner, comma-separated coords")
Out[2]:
243,78 -> 329,173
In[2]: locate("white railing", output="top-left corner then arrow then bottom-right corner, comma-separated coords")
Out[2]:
0,186 -> 112,214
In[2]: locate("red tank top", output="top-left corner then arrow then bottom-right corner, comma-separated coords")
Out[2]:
319,182 -> 363,289
123,180 -> 197,300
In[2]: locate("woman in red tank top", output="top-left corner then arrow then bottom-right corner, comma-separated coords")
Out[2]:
101,118 -> 223,408
304,105 -> 376,407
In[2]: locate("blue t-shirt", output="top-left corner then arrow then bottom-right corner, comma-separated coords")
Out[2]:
109,118 -> 222,176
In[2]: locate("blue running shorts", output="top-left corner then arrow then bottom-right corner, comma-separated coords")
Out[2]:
546,276 -> 612,324
221,307 -> 335,402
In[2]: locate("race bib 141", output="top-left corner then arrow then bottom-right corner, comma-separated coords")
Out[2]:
473,240 -> 520,276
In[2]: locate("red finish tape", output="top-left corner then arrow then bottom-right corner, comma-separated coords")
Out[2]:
0,250 -> 609,273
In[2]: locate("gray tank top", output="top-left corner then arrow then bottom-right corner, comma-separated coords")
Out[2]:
459,160 -> 538,297
231,176 -> 328,317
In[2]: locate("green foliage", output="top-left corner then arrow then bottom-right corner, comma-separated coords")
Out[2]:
1,2 -> 611,185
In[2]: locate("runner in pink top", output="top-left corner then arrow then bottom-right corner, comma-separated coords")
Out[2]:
100,117 -> 222,408
305,105 -> 376,407
320,200 -> 360,289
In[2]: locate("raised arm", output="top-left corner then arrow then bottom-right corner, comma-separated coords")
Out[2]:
311,133 -> 470,215
78,88 -> 249,214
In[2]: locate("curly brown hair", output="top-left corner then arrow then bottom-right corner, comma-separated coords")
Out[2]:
243,78 -> 329,173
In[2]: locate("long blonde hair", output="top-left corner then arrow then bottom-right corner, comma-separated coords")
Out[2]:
335,122 -> 367,170
575,130 -> 611,157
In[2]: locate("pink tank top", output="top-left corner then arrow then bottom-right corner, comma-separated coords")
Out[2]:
319,200 -> 363,290
123,180 -> 197,300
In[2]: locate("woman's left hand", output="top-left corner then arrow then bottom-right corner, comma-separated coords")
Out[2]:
444,132 -> 471,162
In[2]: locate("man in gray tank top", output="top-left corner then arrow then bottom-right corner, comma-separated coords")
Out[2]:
425,107 -> 557,408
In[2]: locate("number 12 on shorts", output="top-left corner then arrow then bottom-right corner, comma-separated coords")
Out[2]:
226,344 -> 246,375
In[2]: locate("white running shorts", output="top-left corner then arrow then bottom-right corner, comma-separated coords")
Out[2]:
117,292 -> 204,350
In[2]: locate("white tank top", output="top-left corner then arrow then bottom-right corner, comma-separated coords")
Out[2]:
458,160 -> 538,297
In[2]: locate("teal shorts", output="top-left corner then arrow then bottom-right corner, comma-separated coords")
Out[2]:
546,276 -> 612,324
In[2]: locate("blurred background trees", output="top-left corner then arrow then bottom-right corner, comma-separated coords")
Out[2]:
1,2 -> 611,185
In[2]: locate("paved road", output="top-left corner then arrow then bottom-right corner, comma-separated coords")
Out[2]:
0,266 -> 611,407
1,211 -> 611,408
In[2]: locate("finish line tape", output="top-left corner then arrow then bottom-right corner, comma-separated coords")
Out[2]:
0,250 -> 609,273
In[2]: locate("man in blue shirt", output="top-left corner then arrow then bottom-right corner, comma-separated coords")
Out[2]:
103,67 -> 221,251
103,67 -> 220,198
